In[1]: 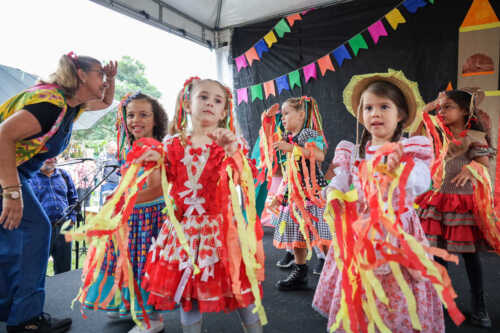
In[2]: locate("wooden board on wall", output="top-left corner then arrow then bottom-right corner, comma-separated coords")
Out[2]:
457,27 -> 499,90
457,25 -> 499,184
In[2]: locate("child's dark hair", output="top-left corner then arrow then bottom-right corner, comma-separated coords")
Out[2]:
125,93 -> 168,144
358,81 -> 409,158
445,90 -> 485,130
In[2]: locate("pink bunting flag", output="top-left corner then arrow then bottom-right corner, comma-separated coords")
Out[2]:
303,63 -> 317,83
368,20 -> 388,44
235,55 -> 248,72
237,88 -> 248,105
263,80 -> 276,99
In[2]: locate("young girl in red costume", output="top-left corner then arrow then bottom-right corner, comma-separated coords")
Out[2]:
418,89 -> 496,328
138,78 -> 266,333
313,70 -> 459,333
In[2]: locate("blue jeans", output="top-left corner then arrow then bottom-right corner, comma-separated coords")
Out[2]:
0,177 -> 51,325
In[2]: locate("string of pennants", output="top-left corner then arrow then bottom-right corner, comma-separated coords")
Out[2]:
234,8 -> 315,71
236,0 -> 435,106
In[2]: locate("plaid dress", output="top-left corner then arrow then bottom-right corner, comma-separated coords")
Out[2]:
272,128 -> 331,249
83,194 -> 167,318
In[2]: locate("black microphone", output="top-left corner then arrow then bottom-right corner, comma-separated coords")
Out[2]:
56,158 -> 95,166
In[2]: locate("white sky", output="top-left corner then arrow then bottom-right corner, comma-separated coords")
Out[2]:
0,0 -> 217,117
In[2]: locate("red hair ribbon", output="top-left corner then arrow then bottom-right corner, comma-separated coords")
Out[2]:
66,51 -> 79,68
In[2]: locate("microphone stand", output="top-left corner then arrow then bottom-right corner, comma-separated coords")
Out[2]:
55,165 -> 120,269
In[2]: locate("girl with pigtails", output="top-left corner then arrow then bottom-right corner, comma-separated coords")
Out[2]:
137,77 -> 266,333
265,96 -> 332,291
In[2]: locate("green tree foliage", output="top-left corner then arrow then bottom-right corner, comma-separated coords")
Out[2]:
73,56 -> 161,142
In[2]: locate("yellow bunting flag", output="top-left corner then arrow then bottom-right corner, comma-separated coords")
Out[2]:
264,31 -> 278,48
385,8 -> 406,30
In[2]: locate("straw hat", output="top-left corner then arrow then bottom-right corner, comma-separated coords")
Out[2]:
343,69 -> 425,133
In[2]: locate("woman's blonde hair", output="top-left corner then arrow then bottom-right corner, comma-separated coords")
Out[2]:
40,53 -> 101,98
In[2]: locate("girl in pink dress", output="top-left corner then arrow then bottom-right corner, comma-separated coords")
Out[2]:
313,70 -> 449,333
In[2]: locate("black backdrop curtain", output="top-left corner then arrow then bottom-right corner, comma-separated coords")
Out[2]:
231,0 -> 500,169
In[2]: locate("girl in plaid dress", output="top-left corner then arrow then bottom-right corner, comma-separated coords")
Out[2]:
83,93 -> 169,333
269,96 -> 331,291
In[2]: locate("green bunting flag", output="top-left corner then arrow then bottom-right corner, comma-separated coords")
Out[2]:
288,70 -> 301,89
274,18 -> 292,38
251,84 -> 263,101
348,34 -> 368,56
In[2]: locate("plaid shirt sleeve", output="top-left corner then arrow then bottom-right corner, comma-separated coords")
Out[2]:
61,169 -> 78,222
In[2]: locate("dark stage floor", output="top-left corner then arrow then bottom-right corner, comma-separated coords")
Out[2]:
2,227 -> 499,332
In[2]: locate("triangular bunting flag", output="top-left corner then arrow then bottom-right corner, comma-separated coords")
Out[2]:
402,0 -> 428,14
460,0 -> 500,32
251,84 -> 264,101
368,20 -> 388,44
276,75 -> 290,94
254,39 -> 270,58
317,54 -> 335,76
286,13 -> 302,27
428,0 -> 434,3
385,8 -> 406,30
275,18 -> 291,38
264,31 -> 278,47
332,45 -> 352,67
263,80 -> 276,99
288,70 -> 302,89
245,47 -> 260,66
237,88 -> 248,105
348,34 -> 368,56
235,55 -> 248,72
446,82 -> 453,91
303,63 -> 317,83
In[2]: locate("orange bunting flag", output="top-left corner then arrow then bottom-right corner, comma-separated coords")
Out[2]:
286,13 -> 302,27
245,47 -> 260,66
263,80 -> 276,99
317,54 -> 335,76
446,82 -> 453,91
264,31 -> 278,48
385,8 -> 406,30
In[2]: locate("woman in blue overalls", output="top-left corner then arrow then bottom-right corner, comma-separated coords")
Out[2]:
0,53 -> 117,333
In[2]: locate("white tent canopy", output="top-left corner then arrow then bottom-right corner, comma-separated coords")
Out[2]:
89,0 -> 350,49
